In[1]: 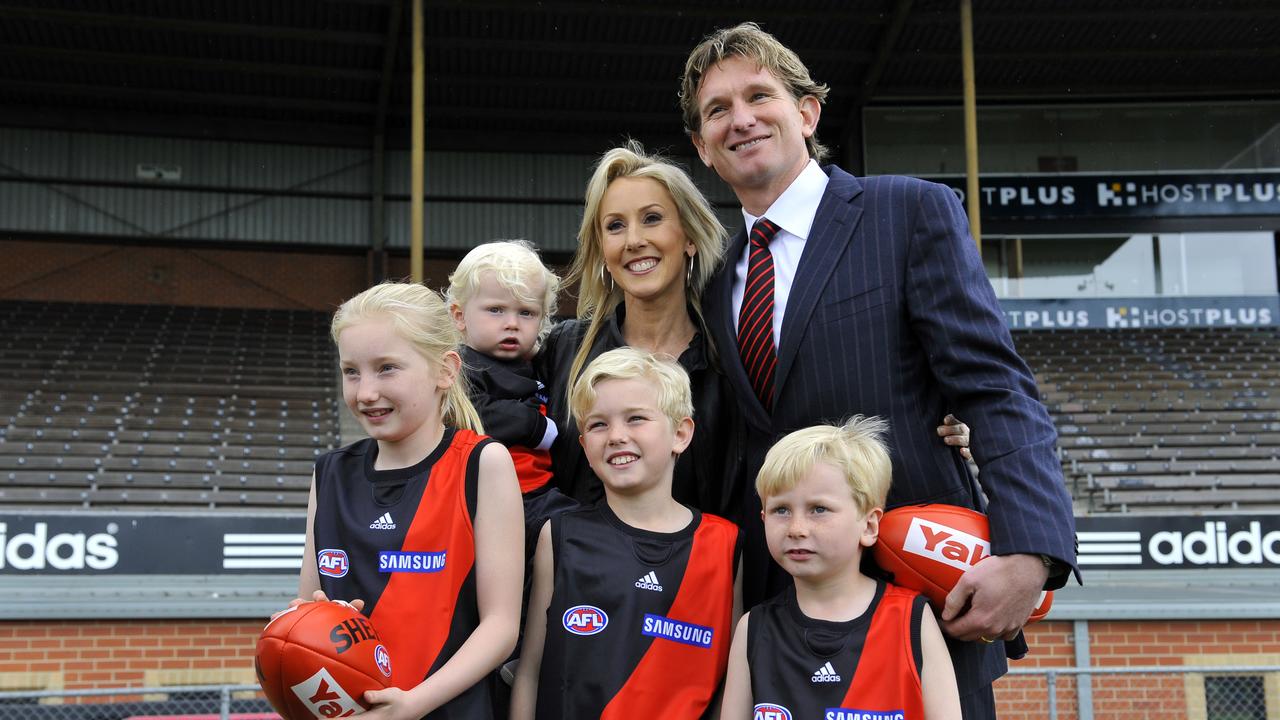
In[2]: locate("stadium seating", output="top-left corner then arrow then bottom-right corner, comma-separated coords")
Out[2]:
0,300 -> 339,511
5,301 -> 1277,515
1013,327 -> 1280,513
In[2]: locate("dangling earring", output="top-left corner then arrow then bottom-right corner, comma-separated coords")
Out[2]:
686,255 -> 695,286
600,263 -> 614,293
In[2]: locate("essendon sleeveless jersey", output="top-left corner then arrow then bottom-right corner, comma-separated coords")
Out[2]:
511,446 -> 553,494
312,428 -> 493,719
537,504 -> 739,719
748,582 -> 927,720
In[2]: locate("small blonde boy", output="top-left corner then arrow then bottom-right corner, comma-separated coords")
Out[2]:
447,239 -> 558,364
448,240 -> 575,527
512,348 -> 741,720
719,417 -> 961,720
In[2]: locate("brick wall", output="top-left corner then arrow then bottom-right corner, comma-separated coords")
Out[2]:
0,239 -> 463,311
0,619 -> 262,697
998,620 -> 1280,720
3,617 -> 1278,718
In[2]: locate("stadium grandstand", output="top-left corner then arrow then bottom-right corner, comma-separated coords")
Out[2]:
1,1 -> 1279,718
1015,327 -> 1280,514
0,300 -> 337,511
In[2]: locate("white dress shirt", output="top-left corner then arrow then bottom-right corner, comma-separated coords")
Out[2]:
731,159 -> 830,346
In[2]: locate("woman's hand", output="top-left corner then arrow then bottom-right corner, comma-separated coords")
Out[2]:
936,414 -> 972,461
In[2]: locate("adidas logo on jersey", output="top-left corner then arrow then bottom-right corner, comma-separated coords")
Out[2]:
369,512 -> 396,530
811,661 -> 842,683
634,571 -> 663,592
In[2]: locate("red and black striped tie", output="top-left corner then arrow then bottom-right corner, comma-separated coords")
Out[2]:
738,217 -> 782,412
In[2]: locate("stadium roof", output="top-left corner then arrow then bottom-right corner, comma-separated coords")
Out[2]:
1,0 -> 1278,157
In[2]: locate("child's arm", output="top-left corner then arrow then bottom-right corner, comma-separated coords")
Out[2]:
472,392 -> 556,450
718,613 -> 753,720
510,521 -> 554,720
921,607 -> 962,720
364,442 -> 524,719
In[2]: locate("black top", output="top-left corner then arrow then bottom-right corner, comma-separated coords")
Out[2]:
746,582 -> 928,718
312,430 -> 493,720
534,309 -> 745,519
537,503 -> 739,719
459,345 -> 550,449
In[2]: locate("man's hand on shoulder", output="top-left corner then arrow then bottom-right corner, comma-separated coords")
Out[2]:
939,553 -> 1048,642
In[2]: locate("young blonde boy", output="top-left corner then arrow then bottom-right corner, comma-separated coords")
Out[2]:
447,240 -> 577,550
720,417 -> 961,720
512,347 -> 741,719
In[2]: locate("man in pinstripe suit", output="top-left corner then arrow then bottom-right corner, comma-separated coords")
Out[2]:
680,23 -> 1077,718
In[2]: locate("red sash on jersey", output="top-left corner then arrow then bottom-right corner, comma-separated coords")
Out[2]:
836,584 -> 924,717
599,514 -> 738,719
368,429 -> 482,689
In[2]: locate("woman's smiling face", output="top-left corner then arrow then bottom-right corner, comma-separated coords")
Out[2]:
598,176 -> 696,306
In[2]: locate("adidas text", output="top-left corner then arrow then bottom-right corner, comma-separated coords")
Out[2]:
812,662 -> 842,683
634,571 -> 663,592
369,513 -> 397,530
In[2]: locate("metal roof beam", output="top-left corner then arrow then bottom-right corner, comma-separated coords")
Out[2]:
969,47 -> 1280,61
913,7 -> 1280,23
0,6 -> 385,45
427,74 -> 671,94
0,79 -> 377,115
0,45 -> 380,82
857,0 -> 914,103
430,0 -> 891,24
423,35 -> 874,63
874,84 -> 1280,102
374,0 -> 405,136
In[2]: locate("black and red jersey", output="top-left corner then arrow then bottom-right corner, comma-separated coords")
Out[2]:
747,581 -> 928,720
312,428 -> 493,720
536,503 -> 739,720
460,346 -> 554,494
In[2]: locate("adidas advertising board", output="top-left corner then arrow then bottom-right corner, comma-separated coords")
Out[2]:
0,512 -> 305,574
1076,515 -> 1280,569
6,513 -> 1280,574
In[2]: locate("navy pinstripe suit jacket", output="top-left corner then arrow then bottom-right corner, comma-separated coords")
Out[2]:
705,165 -> 1078,694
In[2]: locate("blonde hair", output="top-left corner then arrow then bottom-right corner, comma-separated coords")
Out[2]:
566,141 -> 726,396
680,22 -> 831,163
446,240 -> 561,339
331,281 -> 483,434
756,416 -> 892,514
568,348 -> 694,433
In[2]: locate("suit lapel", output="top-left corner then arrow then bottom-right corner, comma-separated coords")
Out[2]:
774,167 -> 865,401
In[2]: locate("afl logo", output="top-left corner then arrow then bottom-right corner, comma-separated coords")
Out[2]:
317,549 -> 349,578
754,704 -> 793,720
374,644 -> 392,678
562,605 -> 608,636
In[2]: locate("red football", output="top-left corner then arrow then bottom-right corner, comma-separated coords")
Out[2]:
255,601 -> 394,719
872,504 -> 1053,623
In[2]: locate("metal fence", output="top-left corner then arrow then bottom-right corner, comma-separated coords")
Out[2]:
0,684 -> 272,720
0,667 -> 1276,719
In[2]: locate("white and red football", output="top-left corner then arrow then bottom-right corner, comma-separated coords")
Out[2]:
871,504 -> 1053,623
256,601 -> 394,720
